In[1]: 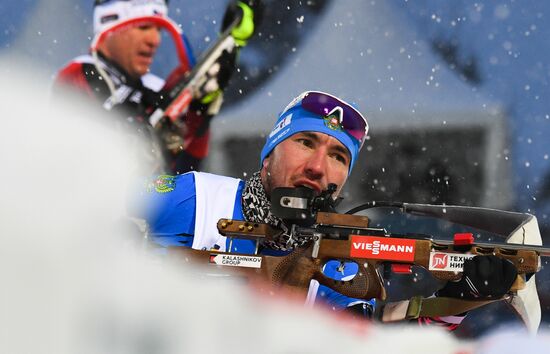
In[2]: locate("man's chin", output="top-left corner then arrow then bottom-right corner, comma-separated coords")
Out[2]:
136,68 -> 150,77
131,64 -> 151,78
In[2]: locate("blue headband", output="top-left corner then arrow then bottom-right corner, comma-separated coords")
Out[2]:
260,95 -> 365,174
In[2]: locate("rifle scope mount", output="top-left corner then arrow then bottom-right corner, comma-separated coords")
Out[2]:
271,183 -> 341,226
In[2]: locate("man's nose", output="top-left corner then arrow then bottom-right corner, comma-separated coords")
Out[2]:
304,149 -> 327,180
145,27 -> 161,48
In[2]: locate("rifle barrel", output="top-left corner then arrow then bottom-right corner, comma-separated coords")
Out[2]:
430,238 -> 550,256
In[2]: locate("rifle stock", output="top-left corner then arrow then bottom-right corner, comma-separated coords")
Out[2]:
148,14 -> 244,127
166,211 -> 548,326
167,243 -> 384,300
214,217 -> 543,299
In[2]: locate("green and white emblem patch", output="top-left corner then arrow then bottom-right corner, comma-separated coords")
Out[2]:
147,175 -> 176,193
323,106 -> 344,132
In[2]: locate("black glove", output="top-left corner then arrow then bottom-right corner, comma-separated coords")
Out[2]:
160,52 -> 234,119
221,0 -> 263,46
193,48 -> 237,108
155,118 -> 187,155
437,255 -> 518,300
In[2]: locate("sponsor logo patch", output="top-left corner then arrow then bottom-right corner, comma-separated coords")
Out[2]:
428,252 -> 475,272
209,254 -> 262,268
350,236 -> 416,261
269,115 -> 292,138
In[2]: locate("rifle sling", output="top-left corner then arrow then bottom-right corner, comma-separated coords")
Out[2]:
381,296 -> 499,322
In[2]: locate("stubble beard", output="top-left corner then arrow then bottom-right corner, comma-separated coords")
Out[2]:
262,168 -> 274,199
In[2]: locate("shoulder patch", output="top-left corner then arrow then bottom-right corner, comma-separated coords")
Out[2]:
147,175 -> 176,193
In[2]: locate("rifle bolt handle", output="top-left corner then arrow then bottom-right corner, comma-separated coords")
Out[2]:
391,264 -> 412,274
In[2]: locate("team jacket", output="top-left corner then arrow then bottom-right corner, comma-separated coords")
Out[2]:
53,49 -> 210,174
138,172 -> 466,329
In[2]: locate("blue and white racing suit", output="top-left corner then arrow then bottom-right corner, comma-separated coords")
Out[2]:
139,171 -> 375,313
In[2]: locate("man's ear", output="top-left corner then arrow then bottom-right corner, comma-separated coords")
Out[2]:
260,154 -> 270,182
261,155 -> 270,169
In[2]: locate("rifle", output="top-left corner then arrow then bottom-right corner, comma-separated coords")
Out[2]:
147,9 -> 248,128
167,186 -> 549,332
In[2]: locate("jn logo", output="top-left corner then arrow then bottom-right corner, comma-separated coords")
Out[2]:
431,253 -> 448,269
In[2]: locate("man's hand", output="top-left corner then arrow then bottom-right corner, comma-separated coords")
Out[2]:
437,255 -> 518,300
222,0 -> 263,46
192,48 -> 237,114
156,118 -> 187,155
161,48 -> 236,118
195,0 -> 264,110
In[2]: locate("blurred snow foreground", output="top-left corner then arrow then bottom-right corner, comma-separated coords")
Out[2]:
0,63 -> 547,354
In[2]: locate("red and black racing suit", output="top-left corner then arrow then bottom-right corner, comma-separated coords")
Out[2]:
53,52 -> 211,174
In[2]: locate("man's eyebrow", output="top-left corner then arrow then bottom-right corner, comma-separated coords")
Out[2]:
299,132 -> 350,160
332,144 -> 351,160
300,131 -> 320,141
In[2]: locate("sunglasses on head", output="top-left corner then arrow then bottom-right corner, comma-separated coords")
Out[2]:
283,91 -> 369,148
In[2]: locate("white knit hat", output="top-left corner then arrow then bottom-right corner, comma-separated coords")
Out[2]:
90,0 -> 190,69
93,0 -> 170,35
